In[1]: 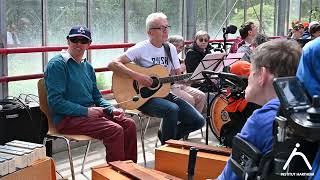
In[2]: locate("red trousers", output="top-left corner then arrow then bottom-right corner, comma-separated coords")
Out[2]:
56,115 -> 137,163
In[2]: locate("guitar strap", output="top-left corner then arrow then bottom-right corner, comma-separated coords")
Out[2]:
163,42 -> 177,75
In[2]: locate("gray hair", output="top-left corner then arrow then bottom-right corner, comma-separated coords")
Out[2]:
252,33 -> 270,47
146,12 -> 167,31
168,35 -> 184,45
194,30 -> 210,41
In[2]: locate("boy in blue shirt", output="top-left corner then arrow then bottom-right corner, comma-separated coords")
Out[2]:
218,39 -> 301,179
45,26 -> 137,163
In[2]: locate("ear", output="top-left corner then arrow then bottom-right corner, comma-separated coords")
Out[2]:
258,67 -> 268,87
147,29 -> 152,36
258,67 -> 273,86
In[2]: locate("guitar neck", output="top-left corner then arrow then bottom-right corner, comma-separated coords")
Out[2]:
159,73 -> 192,84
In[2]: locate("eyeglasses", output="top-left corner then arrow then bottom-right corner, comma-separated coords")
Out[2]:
69,37 -> 90,44
198,38 -> 208,43
150,25 -> 171,31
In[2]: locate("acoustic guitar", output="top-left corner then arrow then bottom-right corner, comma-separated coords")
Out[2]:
112,63 -> 192,110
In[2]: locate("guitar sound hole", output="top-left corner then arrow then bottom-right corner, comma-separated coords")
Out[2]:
150,77 -> 160,89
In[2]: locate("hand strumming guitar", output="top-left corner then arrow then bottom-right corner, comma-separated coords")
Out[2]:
134,72 -> 153,87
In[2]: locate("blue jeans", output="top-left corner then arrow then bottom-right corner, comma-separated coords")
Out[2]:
138,93 -> 205,144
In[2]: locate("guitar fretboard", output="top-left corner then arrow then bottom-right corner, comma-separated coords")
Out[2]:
159,73 -> 192,84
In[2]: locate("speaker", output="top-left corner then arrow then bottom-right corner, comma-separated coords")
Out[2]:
0,99 -> 48,145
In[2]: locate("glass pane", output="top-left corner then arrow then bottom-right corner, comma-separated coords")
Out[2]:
196,0 -> 207,32
6,0 -> 42,47
47,0 -> 87,46
262,0 -> 275,36
301,0 -> 311,22
6,0 -> 42,96
91,0 -> 124,68
8,53 -> 43,76
8,79 -> 39,97
128,0 -> 154,42
246,1 -> 261,29
227,0 -> 243,39
159,0 -> 183,36
289,0 -> 300,25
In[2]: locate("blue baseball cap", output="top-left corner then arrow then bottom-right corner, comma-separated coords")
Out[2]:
67,25 -> 92,41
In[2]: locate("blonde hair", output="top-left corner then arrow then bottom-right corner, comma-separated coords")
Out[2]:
146,12 -> 167,31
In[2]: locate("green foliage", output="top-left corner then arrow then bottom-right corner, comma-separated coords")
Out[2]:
230,4 -> 275,36
311,7 -> 320,21
96,73 -> 108,90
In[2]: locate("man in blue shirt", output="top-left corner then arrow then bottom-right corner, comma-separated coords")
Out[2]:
218,39 -> 301,179
45,25 -> 137,163
296,37 -> 320,97
296,37 -> 320,180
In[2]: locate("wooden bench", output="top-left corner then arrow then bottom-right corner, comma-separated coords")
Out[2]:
155,140 -> 231,180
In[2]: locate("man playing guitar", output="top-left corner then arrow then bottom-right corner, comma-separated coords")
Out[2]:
108,12 -> 205,145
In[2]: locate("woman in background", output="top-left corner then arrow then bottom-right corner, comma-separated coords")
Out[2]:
185,31 -> 212,90
185,30 -> 212,74
168,35 -> 206,113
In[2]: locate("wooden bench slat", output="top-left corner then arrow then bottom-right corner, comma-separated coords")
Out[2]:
109,161 -> 182,180
165,140 -> 232,156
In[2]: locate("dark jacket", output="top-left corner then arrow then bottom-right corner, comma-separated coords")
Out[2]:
185,43 -> 212,73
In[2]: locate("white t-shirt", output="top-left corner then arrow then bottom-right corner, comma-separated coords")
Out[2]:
125,40 -> 181,72
7,32 -> 21,46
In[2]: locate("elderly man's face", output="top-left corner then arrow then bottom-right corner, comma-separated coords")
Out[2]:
67,36 -> 91,55
149,18 -> 169,43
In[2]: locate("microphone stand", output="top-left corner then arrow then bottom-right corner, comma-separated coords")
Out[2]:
223,29 -> 227,53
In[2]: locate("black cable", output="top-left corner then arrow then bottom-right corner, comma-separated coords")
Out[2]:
5,96 -> 34,124
18,93 -> 39,104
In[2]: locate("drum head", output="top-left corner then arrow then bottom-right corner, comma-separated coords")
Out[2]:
210,95 -> 231,137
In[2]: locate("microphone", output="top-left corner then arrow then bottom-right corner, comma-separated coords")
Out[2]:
0,105 -> 2,111
225,25 -> 237,34
114,96 -> 140,108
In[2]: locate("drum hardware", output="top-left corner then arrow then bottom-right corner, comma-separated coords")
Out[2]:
202,70 -> 247,145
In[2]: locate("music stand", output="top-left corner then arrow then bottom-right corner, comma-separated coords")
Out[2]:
189,53 -> 226,81
215,52 -> 245,72
191,52 -> 245,145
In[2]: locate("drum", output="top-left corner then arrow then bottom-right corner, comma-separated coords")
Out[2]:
209,94 -> 230,138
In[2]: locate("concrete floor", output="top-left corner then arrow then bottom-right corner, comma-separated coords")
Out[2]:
53,124 -> 220,180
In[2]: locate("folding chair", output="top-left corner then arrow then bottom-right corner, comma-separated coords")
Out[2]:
124,110 -> 148,166
38,78 -> 94,180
